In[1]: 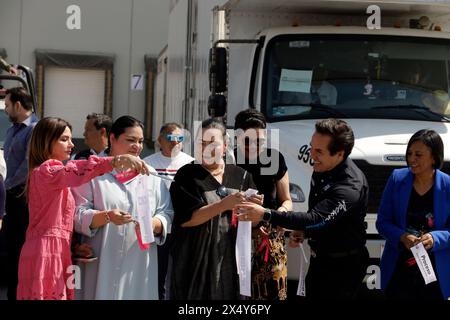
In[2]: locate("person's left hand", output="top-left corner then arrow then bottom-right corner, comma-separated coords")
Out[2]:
420,233 -> 434,250
235,202 -> 264,223
289,230 -> 305,248
74,243 -> 94,258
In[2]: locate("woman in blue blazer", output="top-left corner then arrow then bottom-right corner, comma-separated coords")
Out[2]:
377,129 -> 450,300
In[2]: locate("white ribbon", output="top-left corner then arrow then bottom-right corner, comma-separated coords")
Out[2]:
297,244 -> 308,296
235,188 -> 259,297
135,176 -> 155,247
410,242 -> 437,285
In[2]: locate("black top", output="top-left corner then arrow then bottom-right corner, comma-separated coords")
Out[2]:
73,149 -> 94,160
234,148 -> 287,209
169,163 -> 255,300
270,158 -> 369,254
399,186 -> 435,266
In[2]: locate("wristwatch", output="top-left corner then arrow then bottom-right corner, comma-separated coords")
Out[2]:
262,208 -> 272,223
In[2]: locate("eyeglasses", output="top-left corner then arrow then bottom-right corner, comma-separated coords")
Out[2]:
166,134 -> 184,142
216,185 -> 229,198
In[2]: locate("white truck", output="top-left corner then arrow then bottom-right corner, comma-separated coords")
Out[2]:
155,0 -> 450,287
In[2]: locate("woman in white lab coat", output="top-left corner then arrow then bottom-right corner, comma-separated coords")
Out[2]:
73,115 -> 173,300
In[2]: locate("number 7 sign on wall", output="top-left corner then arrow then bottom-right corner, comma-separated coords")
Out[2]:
131,74 -> 144,91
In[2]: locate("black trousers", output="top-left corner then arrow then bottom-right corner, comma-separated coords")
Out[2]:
157,234 -> 172,300
385,260 -> 443,300
4,184 -> 29,300
305,248 -> 369,299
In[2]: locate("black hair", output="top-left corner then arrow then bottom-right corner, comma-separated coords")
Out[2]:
234,109 -> 267,131
5,87 -> 33,111
315,118 -> 354,159
406,129 -> 443,170
86,113 -> 113,134
110,115 -> 143,139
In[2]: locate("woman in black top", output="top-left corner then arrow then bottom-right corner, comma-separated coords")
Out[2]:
234,109 -> 293,300
169,119 -> 255,300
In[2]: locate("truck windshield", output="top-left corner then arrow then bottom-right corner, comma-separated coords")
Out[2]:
263,34 -> 450,122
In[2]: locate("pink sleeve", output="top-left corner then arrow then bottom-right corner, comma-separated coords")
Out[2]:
35,156 -> 113,190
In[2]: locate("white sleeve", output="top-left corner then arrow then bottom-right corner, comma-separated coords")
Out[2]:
73,180 -> 100,237
152,178 -> 174,245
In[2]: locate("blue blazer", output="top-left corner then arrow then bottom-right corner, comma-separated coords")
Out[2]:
376,168 -> 450,299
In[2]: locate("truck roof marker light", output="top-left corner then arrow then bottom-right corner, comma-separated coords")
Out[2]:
435,26 -> 442,31
335,20 -> 342,27
292,21 -> 300,27
393,21 -> 401,28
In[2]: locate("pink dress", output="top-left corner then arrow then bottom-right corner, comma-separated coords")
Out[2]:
17,156 -> 113,300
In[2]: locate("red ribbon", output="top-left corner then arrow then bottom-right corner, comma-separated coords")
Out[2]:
406,257 -> 417,267
231,209 -> 237,228
257,234 -> 270,263
135,223 -> 150,251
113,171 -> 139,184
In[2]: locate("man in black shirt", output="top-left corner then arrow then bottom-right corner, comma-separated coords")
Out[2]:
236,118 -> 369,299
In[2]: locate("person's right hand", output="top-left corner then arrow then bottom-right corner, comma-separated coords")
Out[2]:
112,154 -> 150,175
107,209 -> 133,225
400,233 -> 421,250
221,192 -> 245,211
8,66 -> 18,75
289,230 -> 305,248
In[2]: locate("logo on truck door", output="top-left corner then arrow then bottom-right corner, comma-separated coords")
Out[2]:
298,144 -> 314,166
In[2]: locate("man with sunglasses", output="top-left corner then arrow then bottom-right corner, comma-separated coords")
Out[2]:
143,122 -> 193,299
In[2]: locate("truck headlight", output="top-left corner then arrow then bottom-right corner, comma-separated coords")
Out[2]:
289,183 -> 305,203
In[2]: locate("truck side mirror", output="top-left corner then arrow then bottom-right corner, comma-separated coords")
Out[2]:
208,94 -> 227,117
209,47 -> 227,93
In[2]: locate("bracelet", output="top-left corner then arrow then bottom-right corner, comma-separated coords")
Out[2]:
112,155 -> 120,167
112,155 -> 125,170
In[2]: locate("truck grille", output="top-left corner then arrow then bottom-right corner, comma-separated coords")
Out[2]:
353,160 -> 450,214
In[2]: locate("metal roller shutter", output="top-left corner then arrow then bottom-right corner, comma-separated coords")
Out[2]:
44,67 -> 105,139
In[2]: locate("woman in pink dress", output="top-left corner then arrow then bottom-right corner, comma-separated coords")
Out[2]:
16,117 -> 149,300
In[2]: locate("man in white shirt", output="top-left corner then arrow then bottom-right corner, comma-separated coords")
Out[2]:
143,122 -> 193,299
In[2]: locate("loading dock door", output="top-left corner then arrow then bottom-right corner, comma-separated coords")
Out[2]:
44,67 -> 105,139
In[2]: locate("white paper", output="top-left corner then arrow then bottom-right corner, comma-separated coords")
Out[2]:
296,245 -> 308,296
244,188 -> 258,198
235,219 -> 252,297
279,69 -> 312,93
135,176 -> 155,245
410,242 -> 437,285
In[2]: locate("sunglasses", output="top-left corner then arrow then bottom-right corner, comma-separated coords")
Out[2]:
166,134 -> 184,142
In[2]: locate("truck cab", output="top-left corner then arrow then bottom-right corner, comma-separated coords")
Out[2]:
253,26 -> 450,264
